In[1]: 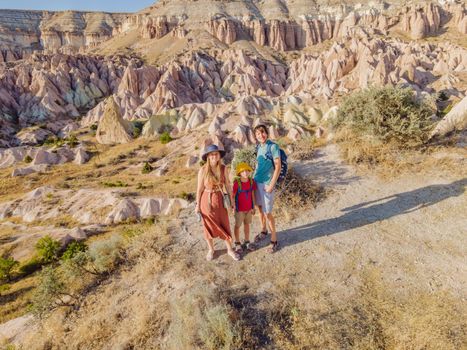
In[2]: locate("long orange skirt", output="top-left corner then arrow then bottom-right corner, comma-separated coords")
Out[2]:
200,191 -> 232,241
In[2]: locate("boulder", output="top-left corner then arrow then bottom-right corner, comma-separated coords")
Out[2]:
430,96 -> 467,138
105,199 -> 140,224
74,147 -> 89,165
12,164 -> 48,177
139,198 -> 161,218
31,149 -> 58,165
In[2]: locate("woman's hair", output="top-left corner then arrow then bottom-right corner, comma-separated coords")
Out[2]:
203,154 -> 223,185
254,124 -> 269,136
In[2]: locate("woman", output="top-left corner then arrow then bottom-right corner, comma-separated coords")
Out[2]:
195,144 -> 240,261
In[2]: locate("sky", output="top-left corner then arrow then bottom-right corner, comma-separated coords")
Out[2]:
0,0 -> 155,12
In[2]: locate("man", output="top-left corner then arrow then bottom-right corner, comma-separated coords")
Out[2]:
253,124 -> 281,253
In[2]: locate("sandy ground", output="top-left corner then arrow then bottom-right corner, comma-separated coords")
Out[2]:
179,143 -> 467,299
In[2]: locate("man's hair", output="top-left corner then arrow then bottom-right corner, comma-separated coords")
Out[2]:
253,124 -> 269,136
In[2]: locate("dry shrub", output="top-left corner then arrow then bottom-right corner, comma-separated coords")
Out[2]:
336,128 -> 467,178
290,137 -> 316,161
274,167 -> 326,222
272,267 -> 466,350
336,128 -> 401,167
166,286 -> 241,350
333,86 -> 435,145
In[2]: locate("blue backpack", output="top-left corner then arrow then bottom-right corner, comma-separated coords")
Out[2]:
255,142 -> 288,183
234,178 -> 254,211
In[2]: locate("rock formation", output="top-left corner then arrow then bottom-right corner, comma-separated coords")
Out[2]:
96,97 -> 133,144
0,9 -> 128,61
430,96 -> 467,138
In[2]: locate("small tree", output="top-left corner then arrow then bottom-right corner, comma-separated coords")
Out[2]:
35,236 -> 61,264
61,241 -> 87,261
159,132 -> 173,144
23,155 -> 33,163
141,161 -> 153,174
0,257 -> 19,282
231,146 -> 257,177
31,266 -> 78,317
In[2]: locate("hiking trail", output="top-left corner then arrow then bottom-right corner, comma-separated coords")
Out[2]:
178,144 -> 466,298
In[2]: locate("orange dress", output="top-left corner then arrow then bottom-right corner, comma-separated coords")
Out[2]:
200,166 -> 232,241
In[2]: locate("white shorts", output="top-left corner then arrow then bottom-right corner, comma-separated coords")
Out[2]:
255,182 -> 275,214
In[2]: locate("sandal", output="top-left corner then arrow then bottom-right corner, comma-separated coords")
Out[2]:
227,249 -> 241,261
267,241 -> 279,254
206,250 -> 214,261
234,242 -> 243,254
243,240 -> 256,252
254,231 -> 268,243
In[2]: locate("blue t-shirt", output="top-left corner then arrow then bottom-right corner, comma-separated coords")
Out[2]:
254,140 -> 280,185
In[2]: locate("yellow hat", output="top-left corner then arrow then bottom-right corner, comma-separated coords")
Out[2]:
236,162 -> 253,175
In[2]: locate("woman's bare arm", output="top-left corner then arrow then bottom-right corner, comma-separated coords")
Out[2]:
224,166 -> 234,206
195,167 -> 205,212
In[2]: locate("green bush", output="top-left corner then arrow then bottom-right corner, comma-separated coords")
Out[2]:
61,241 -> 88,261
35,236 -> 61,264
333,86 -> 435,145
0,283 -> 11,296
132,120 -> 145,138
90,124 -> 98,131
23,155 -> 33,163
231,146 -> 257,176
0,257 -> 19,281
160,132 -> 173,144
179,192 -> 195,202
102,180 -> 128,188
43,135 -> 79,148
66,134 -> 79,148
142,162 -> 153,174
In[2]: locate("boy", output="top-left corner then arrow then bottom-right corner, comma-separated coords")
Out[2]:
232,162 -> 257,254
253,124 -> 281,253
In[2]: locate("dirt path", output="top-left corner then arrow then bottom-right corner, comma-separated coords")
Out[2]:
179,144 -> 467,299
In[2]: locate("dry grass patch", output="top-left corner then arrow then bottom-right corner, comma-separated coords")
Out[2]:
272,266 -> 466,350
274,167 -> 326,222
0,274 -> 37,323
336,129 -> 467,179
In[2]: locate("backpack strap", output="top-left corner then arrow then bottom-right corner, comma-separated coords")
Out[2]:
266,142 -> 275,168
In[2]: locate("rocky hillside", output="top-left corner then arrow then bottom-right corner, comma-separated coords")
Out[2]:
0,9 -> 128,61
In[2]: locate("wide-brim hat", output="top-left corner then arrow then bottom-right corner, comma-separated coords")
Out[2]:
202,144 -> 225,161
236,162 -> 253,175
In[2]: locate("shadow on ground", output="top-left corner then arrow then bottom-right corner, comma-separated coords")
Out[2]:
292,148 -> 361,187
280,178 -> 467,248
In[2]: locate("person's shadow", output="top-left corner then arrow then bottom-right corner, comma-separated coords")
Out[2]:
280,178 -> 467,248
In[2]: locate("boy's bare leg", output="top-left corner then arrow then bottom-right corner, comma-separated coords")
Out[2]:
234,225 -> 241,242
266,213 -> 277,242
244,223 -> 250,241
